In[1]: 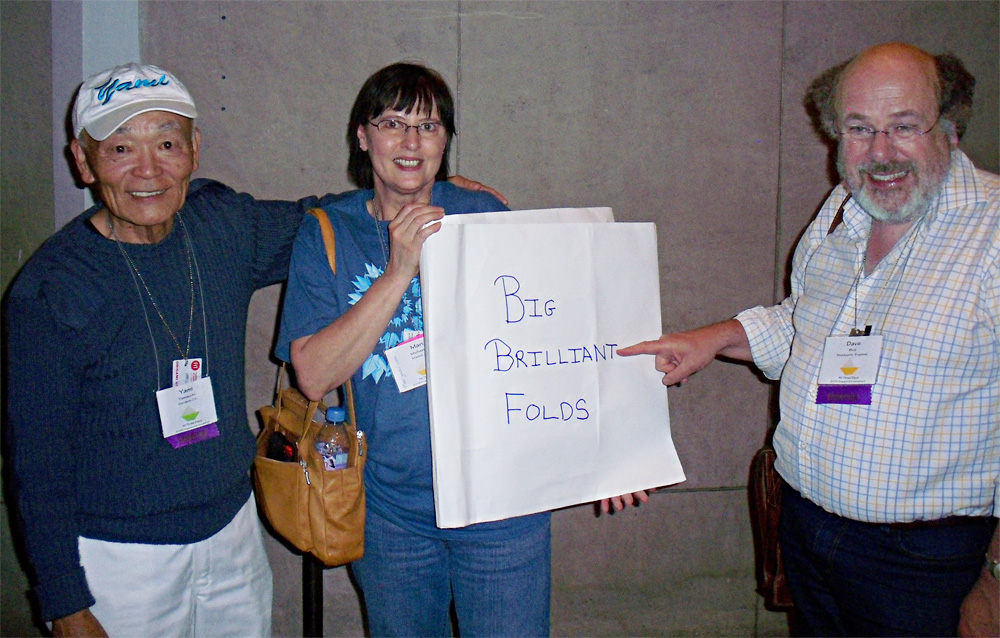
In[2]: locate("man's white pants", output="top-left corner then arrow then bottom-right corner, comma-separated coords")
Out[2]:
78,496 -> 273,637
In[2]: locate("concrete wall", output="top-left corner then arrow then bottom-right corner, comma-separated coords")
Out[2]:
2,1 -> 997,636
2,4 -> 55,634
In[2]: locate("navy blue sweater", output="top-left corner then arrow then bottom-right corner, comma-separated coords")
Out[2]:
5,179 -> 342,621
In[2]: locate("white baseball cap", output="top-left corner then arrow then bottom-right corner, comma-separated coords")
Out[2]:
73,62 -> 198,141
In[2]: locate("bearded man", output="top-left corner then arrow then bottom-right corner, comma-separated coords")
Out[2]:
619,42 -> 999,637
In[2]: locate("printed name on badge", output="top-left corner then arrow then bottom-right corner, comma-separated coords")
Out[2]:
156,376 -> 220,448
816,335 -> 883,405
386,334 -> 427,393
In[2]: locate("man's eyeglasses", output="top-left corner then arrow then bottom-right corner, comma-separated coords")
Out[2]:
368,118 -> 445,138
836,114 -> 940,142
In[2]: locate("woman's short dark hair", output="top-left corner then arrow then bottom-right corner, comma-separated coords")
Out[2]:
806,50 -> 976,140
347,62 -> 456,189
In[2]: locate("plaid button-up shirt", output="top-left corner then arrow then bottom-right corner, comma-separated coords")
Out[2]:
738,150 -> 1000,523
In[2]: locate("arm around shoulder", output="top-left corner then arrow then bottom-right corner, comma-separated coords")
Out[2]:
447,175 -> 508,206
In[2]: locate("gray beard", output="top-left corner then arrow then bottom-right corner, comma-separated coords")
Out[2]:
853,180 -> 934,223
839,152 -> 951,225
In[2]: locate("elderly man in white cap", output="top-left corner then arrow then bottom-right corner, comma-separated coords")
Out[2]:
6,62 -> 498,637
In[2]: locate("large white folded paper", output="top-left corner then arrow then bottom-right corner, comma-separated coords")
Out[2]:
420,207 -> 685,528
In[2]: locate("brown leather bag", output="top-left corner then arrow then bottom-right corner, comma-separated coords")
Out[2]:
253,371 -> 365,566
252,208 -> 366,567
748,438 -> 794,609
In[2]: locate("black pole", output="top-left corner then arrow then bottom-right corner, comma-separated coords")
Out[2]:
303,553 -> 323,637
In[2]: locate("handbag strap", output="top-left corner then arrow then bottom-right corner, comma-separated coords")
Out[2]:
274,361 -> 321,434
756,192 -> 852,454
309,208 -> 338,276
827,192 -> 851,236
307,208 -> 358,428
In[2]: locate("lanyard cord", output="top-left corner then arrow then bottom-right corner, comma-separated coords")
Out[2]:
114,231 -> 162,387
110,214 -> 195,360
177,214 -> 211,377
109,212 -> 210,387
823,193 -> 925,338
370,198 -> 390,268
851,215 -> 925,336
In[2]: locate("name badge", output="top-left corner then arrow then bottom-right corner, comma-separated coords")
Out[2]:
385,334 -> 427,393
816,335 -> 883,405
156,376 -> 220,448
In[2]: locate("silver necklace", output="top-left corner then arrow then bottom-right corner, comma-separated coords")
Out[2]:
109,213 -> 195,360
371,198 -> 389,267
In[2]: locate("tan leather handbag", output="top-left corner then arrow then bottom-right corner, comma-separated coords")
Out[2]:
252,208 -> 366,567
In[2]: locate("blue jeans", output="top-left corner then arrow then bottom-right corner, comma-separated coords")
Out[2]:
351,507 -> 551,637
780,485 -> 995,636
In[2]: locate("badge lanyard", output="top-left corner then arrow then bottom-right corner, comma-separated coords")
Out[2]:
816,208 -> 925,405
112,213 -> 217,447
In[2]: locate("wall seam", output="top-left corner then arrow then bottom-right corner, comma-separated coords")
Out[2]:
455,0 -> 463,177
762,2 -> 791,443
773,1 -> 788,307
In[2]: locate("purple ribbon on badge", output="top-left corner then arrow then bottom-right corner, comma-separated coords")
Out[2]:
167,423 -> 220,449
817,385 -> 872,405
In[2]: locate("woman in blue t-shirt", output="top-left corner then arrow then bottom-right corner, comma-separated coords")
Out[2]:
275,62 -> 551,636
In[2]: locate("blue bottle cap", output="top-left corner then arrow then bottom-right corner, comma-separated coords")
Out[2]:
325,406 -> 347,423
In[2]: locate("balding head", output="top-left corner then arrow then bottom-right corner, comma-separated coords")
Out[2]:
806,42 -> 975,141
837,43 -> 939,112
